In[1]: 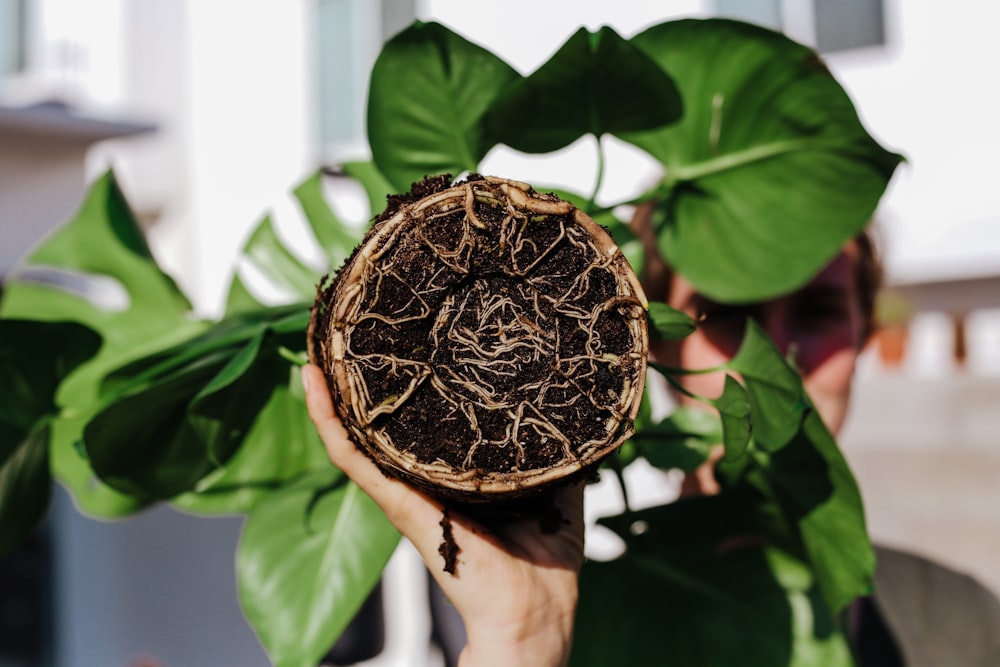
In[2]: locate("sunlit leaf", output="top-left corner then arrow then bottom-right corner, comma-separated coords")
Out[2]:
242,215 -> 318,301
84,309 -> 308,499
223,272 -> 266,317
625,19 -> 903,301
0,171 -> 203,517
484,26 -> 681,153
238,469 -> 400,667
293,171 -> 362,271
368,21 -> 519,190
172,381 -> 330,515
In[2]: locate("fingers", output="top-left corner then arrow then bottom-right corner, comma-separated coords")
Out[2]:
301,364 -> 449,555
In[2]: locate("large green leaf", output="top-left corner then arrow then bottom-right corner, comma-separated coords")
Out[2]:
82,308 -> 307,500
0,171 -> 204,517
367,21 -> 520,191
172,380 -> 329,516
237,469 -> 400,667
0,319 -> 102,554
572,497 -> 854,666
625,19 -> 903,301
483,26 -> 681,154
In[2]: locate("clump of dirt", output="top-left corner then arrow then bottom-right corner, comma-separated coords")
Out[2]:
309,176 -> 648,504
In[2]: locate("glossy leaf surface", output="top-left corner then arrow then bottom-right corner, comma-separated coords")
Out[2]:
84,310 -> 307,499
483,26 -> 681,153
625,19 -> 903,301
368,21 -> 519,190
172,381 -> 329,515
238,469 -> 400,667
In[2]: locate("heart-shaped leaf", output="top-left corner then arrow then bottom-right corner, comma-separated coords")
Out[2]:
749,409 -> 875,615
368,21 -> 519,191
484,26 -> 682,154
624,19 -> 903,301
237,469 -> 400,667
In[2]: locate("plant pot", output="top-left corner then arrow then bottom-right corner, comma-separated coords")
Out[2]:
309,175 -> 649,503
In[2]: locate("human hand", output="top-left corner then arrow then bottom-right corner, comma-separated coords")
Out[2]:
302,364 -> 584,667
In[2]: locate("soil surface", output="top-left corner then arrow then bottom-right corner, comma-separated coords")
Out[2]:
310,176 -> 647,501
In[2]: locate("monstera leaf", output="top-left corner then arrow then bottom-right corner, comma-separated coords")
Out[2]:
0,171 -> 205,517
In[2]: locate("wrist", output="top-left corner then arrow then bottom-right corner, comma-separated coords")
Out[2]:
458,597 -> 577,667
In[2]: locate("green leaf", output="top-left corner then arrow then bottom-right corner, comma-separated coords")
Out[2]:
83,309 -> 308,499
237,469 -> 400,667
631,407 -> 721,472
727,319 -> 808,451
172,381 -> 329,515
367,21 -> 520,191
626,19 -> 903,301
571,535 -> 853,666
484,26 -> 682,154
242,215 -> 318,301
341,160 -> 396,220
223,272 -> 266,317
0,171 -> 204,517
711,375 -> 752,461
751,410 -> 875,615
293,171 -> 362,271
0,319 -> 102,553
647,301 -> 696,340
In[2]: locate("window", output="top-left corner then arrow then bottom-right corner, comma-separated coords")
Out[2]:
713,0 -> 886,53
0,0 -> 29,79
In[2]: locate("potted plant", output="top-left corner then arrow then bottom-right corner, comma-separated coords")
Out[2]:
0,17 -> 901,667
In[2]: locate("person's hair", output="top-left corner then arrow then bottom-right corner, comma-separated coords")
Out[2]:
630,200 -> 884,346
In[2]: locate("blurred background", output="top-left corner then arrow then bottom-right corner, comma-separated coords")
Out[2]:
1,0 -> 998,665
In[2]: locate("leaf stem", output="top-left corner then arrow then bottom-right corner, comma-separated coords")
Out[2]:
586,133 -> 607,214
279,346 -> 309,366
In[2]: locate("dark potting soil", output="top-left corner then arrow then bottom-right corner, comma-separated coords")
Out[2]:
340,183 -> 642,478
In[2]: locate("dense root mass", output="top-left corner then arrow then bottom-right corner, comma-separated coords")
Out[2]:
309,176 -> 648,502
